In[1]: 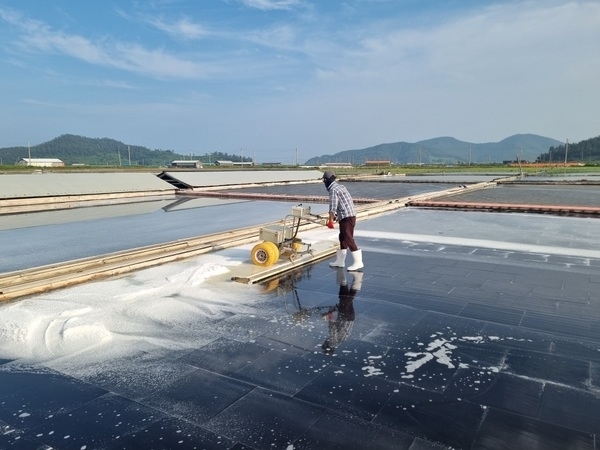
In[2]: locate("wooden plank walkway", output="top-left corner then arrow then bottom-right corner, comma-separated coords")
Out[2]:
0,199 -> 407,302
184,190 -> 380,204
407,200 -> 600,217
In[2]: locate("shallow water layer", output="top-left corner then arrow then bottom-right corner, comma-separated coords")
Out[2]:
1,201 -> 599,448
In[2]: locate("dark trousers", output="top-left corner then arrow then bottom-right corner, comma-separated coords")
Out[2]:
338,285 -> 356,321
338,216 -> 358,252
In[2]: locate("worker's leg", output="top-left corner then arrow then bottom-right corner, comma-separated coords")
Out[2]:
338,217 -> 358,252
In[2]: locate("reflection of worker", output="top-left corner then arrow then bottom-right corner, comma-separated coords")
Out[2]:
322,170 -> 364,271
322,270 -> 363,354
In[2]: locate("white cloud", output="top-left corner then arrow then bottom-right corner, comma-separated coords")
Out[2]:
147,16 -> 211,40
311,1 -> 600,88
87,79 -> 137,89
1,8 -> 222,80
110,42 -> 216,78
243,24 -> 299,51
238,0 -> 303,11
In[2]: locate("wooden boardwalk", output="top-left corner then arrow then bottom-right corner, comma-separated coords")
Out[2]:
185,190 -> 380,204
407,200 -> 600,217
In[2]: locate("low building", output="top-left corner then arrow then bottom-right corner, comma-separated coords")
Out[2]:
364,160 -> 392,166
171,160 -> 203,169
17,158 -> 65,167
214,160 -> 253,167
320,162 -> 353,168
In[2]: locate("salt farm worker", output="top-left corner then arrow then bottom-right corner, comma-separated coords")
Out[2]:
322,170 -> 364,271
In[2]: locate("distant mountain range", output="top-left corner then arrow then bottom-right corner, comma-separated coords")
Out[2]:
305,134 -> 563,165
3,133 -> 597,167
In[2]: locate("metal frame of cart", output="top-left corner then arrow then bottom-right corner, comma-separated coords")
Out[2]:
250,205 -> 325,267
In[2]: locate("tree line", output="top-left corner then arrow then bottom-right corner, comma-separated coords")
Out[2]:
536,136 -> 600,163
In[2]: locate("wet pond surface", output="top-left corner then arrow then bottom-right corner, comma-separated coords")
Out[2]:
2,204 -> 600,448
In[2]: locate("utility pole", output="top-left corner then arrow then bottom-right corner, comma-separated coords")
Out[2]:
564,139 -> 569,165
516,153 -> 523,177
128,145 -> 131,166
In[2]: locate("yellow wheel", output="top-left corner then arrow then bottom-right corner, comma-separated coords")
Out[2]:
292,239 -> 303,251
251,241 -> 280,267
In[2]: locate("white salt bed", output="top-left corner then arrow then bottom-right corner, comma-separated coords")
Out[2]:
0,252 -> 264,371
357,230 -> 600,260
356,209 -> 600,261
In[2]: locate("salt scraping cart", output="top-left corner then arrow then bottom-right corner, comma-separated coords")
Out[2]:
250,205 -> 326,267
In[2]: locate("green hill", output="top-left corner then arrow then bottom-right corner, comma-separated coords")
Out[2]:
305,134 -> 564,165
536,135 -> 600,163
0,134 -> 250,167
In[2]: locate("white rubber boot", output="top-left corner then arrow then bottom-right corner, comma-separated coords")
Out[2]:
329,249 -> 347,267
347,249 -> 364,271
351,271 -> 363,291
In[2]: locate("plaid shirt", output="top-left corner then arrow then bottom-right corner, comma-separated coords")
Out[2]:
327,181 -> 356,220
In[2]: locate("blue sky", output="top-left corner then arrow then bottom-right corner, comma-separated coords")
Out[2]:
1,1 -> 598,163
